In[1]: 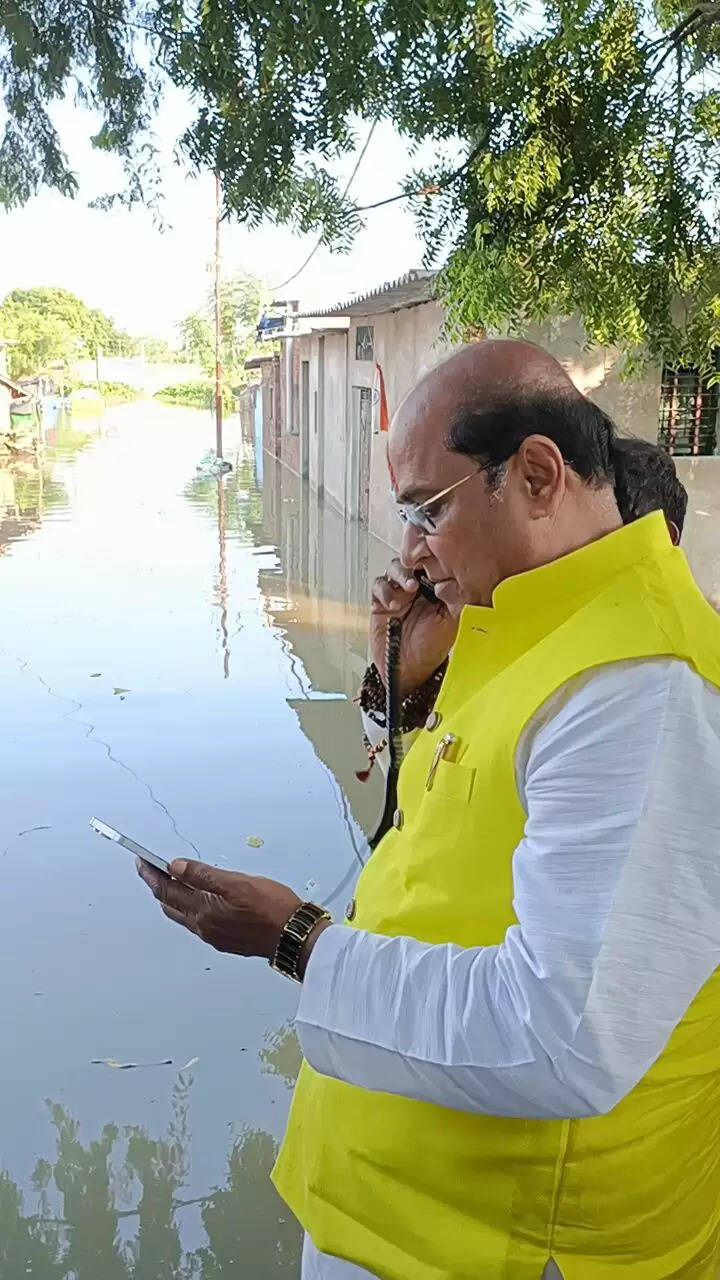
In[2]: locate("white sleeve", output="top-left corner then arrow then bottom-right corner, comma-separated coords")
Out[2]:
296,660 -> 720,1119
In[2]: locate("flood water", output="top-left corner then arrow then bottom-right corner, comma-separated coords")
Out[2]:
0,402 -> 386,1277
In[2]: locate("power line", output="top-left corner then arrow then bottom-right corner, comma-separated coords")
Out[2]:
270,119 -> 379,292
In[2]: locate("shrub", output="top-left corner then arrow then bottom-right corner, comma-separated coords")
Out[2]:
155,381 -> 235,411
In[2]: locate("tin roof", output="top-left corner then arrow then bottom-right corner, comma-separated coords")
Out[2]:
0,371 -> 26,395
299,269 -> 437,319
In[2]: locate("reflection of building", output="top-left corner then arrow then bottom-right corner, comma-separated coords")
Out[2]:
258,453 -> 385,835
0,461 -> 43,553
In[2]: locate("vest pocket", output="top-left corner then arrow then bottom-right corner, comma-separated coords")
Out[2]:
425,757 -> 475,803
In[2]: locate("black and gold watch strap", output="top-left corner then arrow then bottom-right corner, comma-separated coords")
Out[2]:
270,902 -> 332,982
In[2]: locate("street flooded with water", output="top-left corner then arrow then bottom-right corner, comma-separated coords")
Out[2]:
0,401 -> 389,1278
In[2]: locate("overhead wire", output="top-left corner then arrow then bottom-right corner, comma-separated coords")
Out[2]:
270,118 -> 379,292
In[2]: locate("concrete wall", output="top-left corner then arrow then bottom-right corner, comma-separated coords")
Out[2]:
329,304 -> 665,551
368,304 -> 449,547
523,317 -> 662,442
72,357 -> 204,392
674,458 -> 720,609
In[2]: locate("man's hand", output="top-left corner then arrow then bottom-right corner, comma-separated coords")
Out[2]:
370,559 -> 458,697
136,858 -> 302,960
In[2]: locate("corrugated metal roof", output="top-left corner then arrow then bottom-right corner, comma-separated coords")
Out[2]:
0,372 -> 26,395
299,269 -> 437,319
245,354 -> 277,369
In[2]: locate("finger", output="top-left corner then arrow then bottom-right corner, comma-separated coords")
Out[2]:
169,858 -> 249,897
136,858 -> 167,894
161,903 -> 199,933
371,575 -> 417,614
386,558 -> 420,593
138,858 -> 199,914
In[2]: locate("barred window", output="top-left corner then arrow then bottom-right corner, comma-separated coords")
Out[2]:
355,325 -> 375,362
658,366 -> 719,456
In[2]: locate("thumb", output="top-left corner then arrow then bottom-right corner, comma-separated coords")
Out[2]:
170,858 -> 235,893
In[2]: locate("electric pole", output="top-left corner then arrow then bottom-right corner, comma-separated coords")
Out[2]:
214,173 -> 223,460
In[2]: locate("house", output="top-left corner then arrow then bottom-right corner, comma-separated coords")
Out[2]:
245,272 -> 720,600
0,339 -> 19,432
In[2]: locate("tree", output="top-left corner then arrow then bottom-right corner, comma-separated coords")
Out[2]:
4,1 -> 720,368
179,273 -> 264,382
0,287 -> 134,376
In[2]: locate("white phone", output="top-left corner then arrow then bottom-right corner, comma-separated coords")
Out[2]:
90,817 -> 170,874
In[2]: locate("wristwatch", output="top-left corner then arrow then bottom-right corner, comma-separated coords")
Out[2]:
270,902 -> 332,982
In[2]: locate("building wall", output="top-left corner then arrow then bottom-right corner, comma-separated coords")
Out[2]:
266,302 -> 674,554
523,317 -> 662,443
338,303 -> 449,547
319,331 -> 349,513
674,458 -> 720,610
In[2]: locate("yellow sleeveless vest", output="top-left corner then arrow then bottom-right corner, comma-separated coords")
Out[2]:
273,513 -> 720,1280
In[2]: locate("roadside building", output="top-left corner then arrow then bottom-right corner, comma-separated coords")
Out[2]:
244,271 -> 720,601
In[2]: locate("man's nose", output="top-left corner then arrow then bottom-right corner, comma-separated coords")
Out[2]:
400,520 -> 428,569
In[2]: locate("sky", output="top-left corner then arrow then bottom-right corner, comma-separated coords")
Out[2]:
0,88 -> 438,342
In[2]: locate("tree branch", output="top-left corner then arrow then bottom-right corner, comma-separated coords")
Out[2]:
353,131 -> 489,214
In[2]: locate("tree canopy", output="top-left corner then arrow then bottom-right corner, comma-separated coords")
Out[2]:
0,287 -> 133,376
3,1 -> 720,369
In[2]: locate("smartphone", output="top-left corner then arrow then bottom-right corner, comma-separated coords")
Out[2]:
90,817 -> 170,874
415,572 -> 438,603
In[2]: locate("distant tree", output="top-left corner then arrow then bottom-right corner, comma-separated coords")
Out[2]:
135,336 -> 180,363
179,273 -> 265,382
5,2 -> 720,368
0,287 -> 135,376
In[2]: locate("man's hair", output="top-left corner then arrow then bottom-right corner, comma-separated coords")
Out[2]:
446,393 -> 616,488
612,437 -> 688,537
446,395 -> 687,538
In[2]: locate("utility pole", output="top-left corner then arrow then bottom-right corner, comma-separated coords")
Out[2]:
214,173 -> 223,460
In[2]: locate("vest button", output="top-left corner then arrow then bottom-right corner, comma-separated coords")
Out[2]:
425,710 -> 442,731
393,808 -> 404,830
345,899 -> 356,922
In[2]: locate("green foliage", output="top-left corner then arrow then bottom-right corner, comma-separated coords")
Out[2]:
135,335 -> 182,363
96,379 -> 139,404
179,272 -> 265,381
0,287 -> 135,377
5,2 -> 720,366
155,379 -> 234,411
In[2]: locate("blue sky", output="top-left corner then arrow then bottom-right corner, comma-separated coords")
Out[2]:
0,88 -> 438,341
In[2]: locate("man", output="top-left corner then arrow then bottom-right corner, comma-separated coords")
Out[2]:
613,435 -> 687,542
139,341 -> 720,1280
360,433 -> 689,771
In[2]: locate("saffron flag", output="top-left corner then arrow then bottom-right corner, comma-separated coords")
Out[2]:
372,363 -> 390,434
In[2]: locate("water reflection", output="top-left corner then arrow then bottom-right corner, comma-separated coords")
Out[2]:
257,453 -> 387,835
0,1069 -> 300,1278
0,401 -> 383,1279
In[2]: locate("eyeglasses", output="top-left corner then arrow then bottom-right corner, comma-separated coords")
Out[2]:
394,471 -> 477,533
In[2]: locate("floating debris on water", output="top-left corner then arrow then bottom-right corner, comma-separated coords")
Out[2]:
246,836 -> 264,848
90,1059 -> 171,1070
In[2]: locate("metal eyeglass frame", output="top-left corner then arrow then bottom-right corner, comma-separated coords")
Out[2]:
393,471 -> 476,533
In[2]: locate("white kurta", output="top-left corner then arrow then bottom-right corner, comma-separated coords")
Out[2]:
294,660 -> 720,1278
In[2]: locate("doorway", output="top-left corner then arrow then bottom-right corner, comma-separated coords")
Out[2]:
349,385 -> 372,526
300,359 -> 310,480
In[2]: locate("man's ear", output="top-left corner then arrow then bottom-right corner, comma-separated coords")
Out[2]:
515,435 -> 565,518
666,519 -> 680,546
